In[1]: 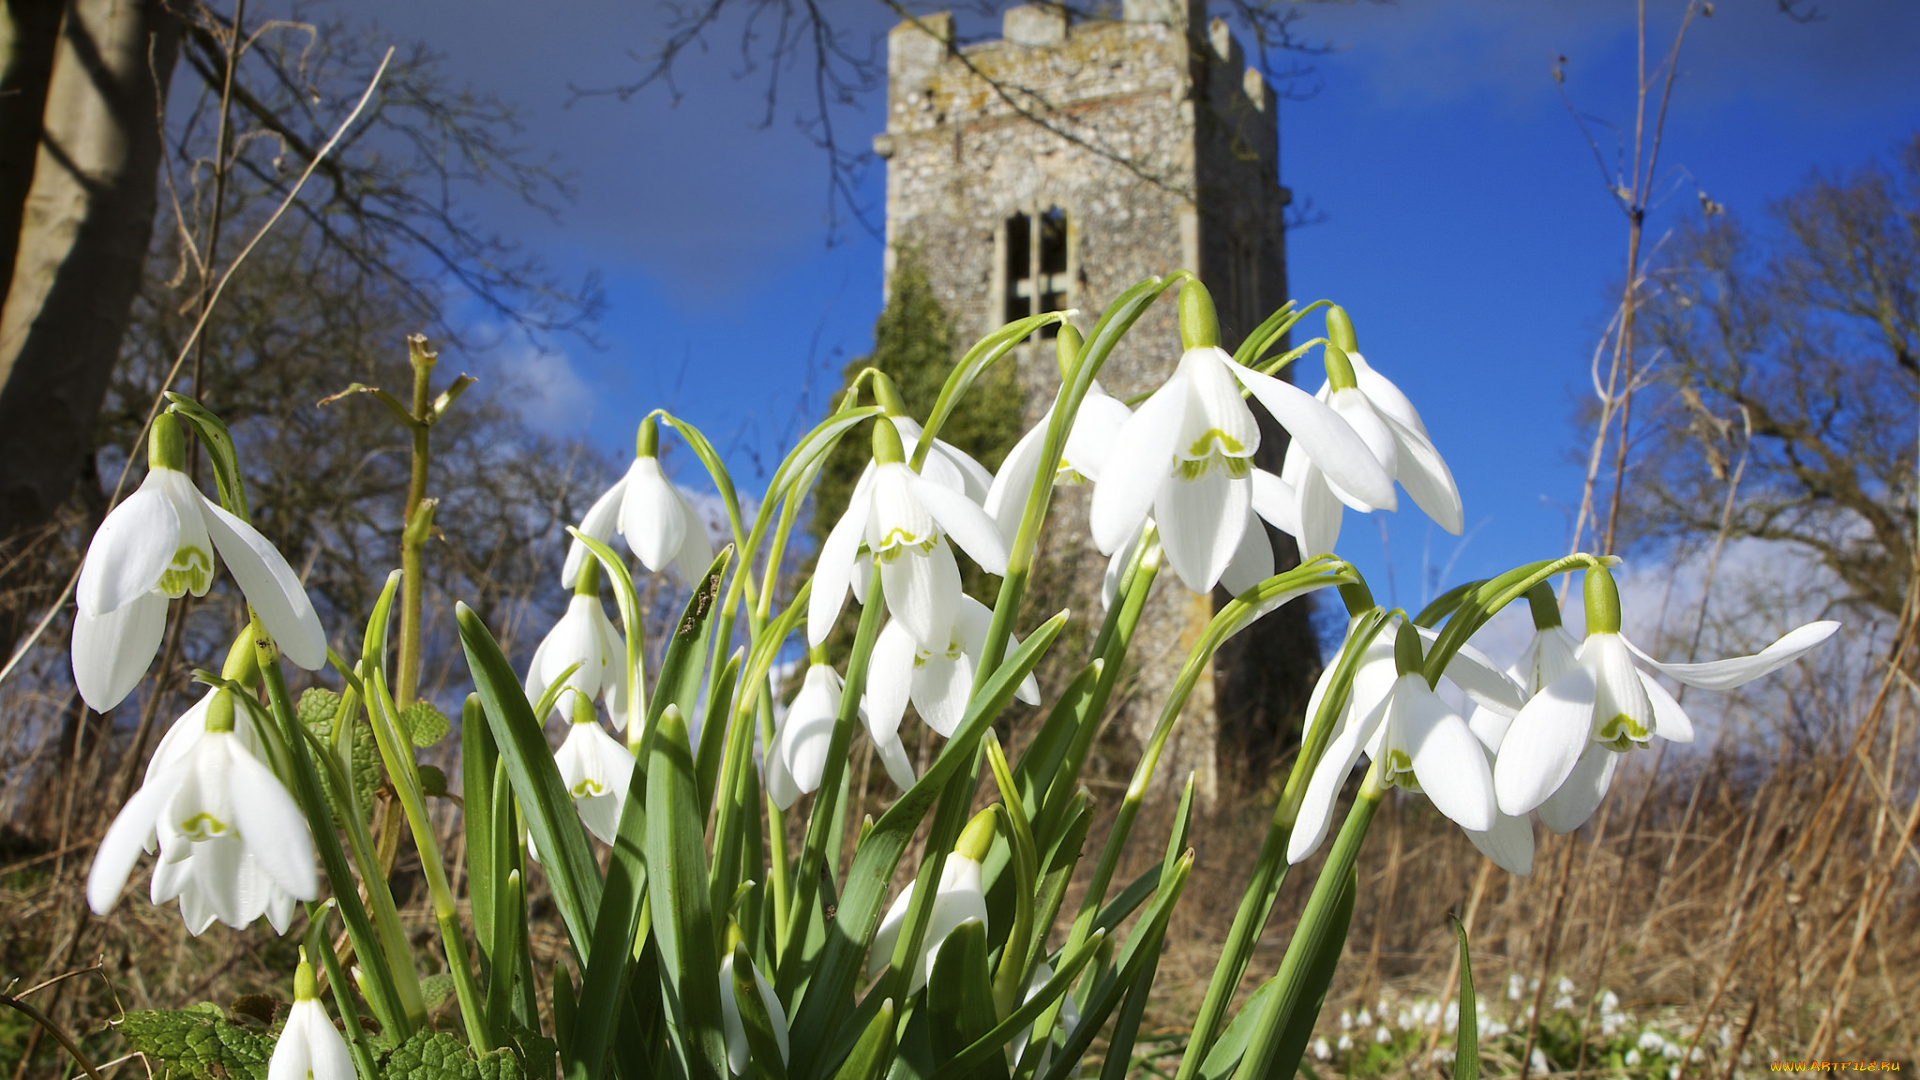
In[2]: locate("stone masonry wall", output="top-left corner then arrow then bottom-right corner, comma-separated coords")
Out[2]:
876,0 -> 1319,807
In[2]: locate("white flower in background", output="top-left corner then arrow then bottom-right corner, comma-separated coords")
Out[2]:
1271,321 -> 1461,559
1090,338 -> 1393,595
809,418 -> 1009,652
268,953 -> 354,1080
73,414 -> 326,713
138,689 -> 302,934
868,812 -> 995,993
525,561 -> 628,729
1311,1038 -> 1332,1062
89,690 -> 317,932
563,418 -> 714,586
551,695 -> 636,846
984,379 -> 1132,546
1010,962 -> 1082,1075
766,663 -> 848,810
1289,622 -> 1522,865
719,950 -> 789,1076
865,596 -> 1041,791
1495,568 -> 1838,830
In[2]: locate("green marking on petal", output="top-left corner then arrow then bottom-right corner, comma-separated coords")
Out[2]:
1595,712 -> 1649,748
177,812 -> 232,840
571,778 -> 607,799
1384,749 -> 1418,791
873,530 -> 936,559
158,545 -> 215,598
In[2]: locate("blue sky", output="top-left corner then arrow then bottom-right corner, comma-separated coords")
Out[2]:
335,0 -> 1920,611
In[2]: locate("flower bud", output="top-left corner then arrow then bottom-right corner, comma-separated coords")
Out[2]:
954,806 -> 997,862
1178,280 -> 1220,350
1054,322 -> 1084,380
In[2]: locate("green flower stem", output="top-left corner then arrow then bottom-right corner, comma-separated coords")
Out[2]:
976,273 -> 1191,682
566,531 -> 650,751
1229,299 -> 1331,371
1174,605 -> 1390,1080
778,560 -> 886,994
1234,762 -> 1385,1080
362,661 -> 489,1052
251,620 -> 414,1040
1420,554 -> 1614,688
1033,525 -> 1162,841
396,336 -> 438,709
305,903 -> 380,1080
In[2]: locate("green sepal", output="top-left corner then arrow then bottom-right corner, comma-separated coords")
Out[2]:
163,393 -> 250,522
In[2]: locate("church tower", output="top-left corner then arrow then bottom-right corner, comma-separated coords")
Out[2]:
874,0 -> 1316,803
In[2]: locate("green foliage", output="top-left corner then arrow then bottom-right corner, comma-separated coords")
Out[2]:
380,1029 -> 526,1080
300,687 -> 380,821
116,1007 -> 275,1080
401,701 -> 453,747
808,248 -> 1023,568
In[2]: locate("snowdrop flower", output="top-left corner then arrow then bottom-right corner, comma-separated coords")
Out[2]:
563,417 -> 714,587
1311,1038 -> 1332,1062
1495,567 -> 1839,829
765,662 -> 846,810
1356,1009 -> 1372,1028
1339,1010 -> 1353,1032
551,694 -> 636,846
89,689 -> 317,931
1336,1034 -> 1353,1052
143,693 -> 301,935
1090,283 -> 1394,594
809,418 -> 1009,652
983,342 -> 1132,546
1010,962 -> 1082,1075
1275,308 -> 1462,559
268,952 -> 354,1080
73,413 -> 326,712
1288,617 -> 1526,865
865,596 -> 1041,790
525,560 -> 628,729
1625,1050 -> 1644,1067
868,810 -> 994,993
720,947 -> 789,1076
1375,1027 -> 1392,1045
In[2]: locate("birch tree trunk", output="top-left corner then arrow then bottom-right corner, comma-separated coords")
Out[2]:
0,0 -> 179,660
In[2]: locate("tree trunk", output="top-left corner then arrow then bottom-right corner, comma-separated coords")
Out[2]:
0,0 -> 179,662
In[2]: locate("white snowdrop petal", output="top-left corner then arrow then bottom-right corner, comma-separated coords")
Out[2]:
1229,361 -> 1397,511
1400,688 -> 1495,833
621,458 -> 690,572
88,766 -> 187,915
1494,665 -> 1599,817
880,538 -> 961,653
808,492 -> 868,648
984,420 -> 1049,546
1250,468 -> 1302,539
1379,410 -> 1463,534
1295,462 -> 1346,559
913,475 -> 1009,576
225,740 -> 318,901
911,645 -> 971,739
562,475 -> 628,588
864,622 -> 917,745
1090,374 -> 1188,554
1627,621 -> 1840,691
1536,743 -> 1621,834
1220,511 -> 1275,597
78,480 -> 180,616
1154,467 -> 1248,594
200,500 -> 327,670
72,588 -> 169,713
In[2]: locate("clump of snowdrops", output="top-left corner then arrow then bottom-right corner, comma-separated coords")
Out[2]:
73,277 -> 1835,1080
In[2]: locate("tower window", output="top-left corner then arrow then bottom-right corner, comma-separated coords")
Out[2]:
1004,207 -> 1071,338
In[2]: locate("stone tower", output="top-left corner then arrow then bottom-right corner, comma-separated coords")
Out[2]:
874,0 -> 1318,804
